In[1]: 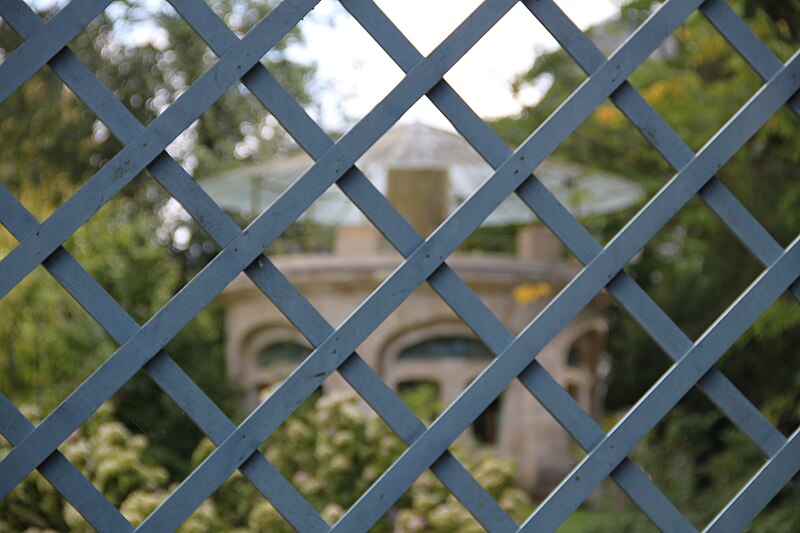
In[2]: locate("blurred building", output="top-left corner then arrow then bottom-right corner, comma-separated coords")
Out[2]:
202,124 -> 643,494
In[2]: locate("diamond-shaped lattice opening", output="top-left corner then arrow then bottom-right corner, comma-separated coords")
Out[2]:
536,68 -> 676,245
0,407 -> 99,532
629,196 -> 764,339
0,266 -> 117,414
448,380 -> 539,508
714,295 -> 800,436
176,79 -> 296,179
713,106 -> 800,249
288,0 -> 404,128
492,50 -> 588,142
261,378 -> 408,526
391,461 -> 532,531
443,2 -> 555,122
555,478 -> 660,532
112,374 -> 216,482
58,173 -> 216,325
546,96 -> 675,189
528,151 -> 654,250
704,3 -> 800,64
57,397 -> 225,530
0,223 -> 15,262
626,10 -> 766,152
0,13 -> 25,60
265,200 -> 338,257
229,321 -> 312,412
67,1 -> 218,124
62,400 -> 172,506
156,310 -> 239,433
582,4 -> 651,58
193,99 -> 298,221
197,460 -> 303,531
0,73 -> 116,221
360,110 -> 493,240
253,186 -> 384,328
456,217 -> 577,334
605,302 -> 673,412
358,280 -> 498,388
627,388 -> 766,529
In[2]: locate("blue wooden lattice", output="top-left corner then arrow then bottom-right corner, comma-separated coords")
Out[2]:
1,0 -> 799,530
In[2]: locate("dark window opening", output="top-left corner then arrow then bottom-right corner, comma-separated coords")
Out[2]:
257,341 -> 311,367
398,337 -> 492,360
567,344 -> 581,367
567,383 -> 580,402
473,395 -> 502,445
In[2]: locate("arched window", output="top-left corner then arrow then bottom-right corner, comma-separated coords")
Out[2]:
567,344 -> 581,367
398,337 -> 492,360
257,341 -> 311,368
566,330 -> 601,368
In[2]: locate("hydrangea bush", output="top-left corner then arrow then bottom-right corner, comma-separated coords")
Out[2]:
1,390 -> 532,531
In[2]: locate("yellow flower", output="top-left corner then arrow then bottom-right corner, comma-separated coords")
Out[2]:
512,282 -> 552,305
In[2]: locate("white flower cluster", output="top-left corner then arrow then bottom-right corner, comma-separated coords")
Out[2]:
2,393 -> 532,531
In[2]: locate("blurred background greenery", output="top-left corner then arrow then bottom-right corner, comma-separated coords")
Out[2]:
1,0 -> 799,530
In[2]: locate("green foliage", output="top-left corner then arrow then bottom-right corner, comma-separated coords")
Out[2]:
494,0 -> 800,415
0,196 -> 241,479
397,381 -> 443,424
266,219 -> 336,255
459,224 -> 522,255
1,393 -> 533,531
0,0 -> 316,481
0,404 -> 165,532
492,1 -> 800,528
210,389 -> 533,531
569,405 -> 800,532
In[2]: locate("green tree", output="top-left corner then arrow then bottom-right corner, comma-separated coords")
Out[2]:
495,0 -> 799,410
0,0 -> 315,479
492,1 -> 799,528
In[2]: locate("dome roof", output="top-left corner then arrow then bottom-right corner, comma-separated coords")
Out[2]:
199,123 -> 644,226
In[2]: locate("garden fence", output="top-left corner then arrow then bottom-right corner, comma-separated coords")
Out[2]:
0,0 -> 799,530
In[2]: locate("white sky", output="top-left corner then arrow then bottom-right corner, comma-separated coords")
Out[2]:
25,0 -> 620,131
290,0 -> 620,131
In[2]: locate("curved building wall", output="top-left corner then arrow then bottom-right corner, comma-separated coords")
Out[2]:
220,251 -> 609,495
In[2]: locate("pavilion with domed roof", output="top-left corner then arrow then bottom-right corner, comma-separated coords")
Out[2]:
200,123 -> 643,494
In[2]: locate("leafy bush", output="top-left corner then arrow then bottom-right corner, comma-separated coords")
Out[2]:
1,391 -> 533,531
569,406 -> 800,532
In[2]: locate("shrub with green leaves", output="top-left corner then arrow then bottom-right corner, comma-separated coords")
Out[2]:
1,391 -> 533,531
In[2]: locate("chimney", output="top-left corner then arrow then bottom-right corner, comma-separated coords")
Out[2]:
387,168 -> 449,237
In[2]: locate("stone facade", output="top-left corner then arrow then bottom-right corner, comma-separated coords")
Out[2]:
219,224 -> 609,495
